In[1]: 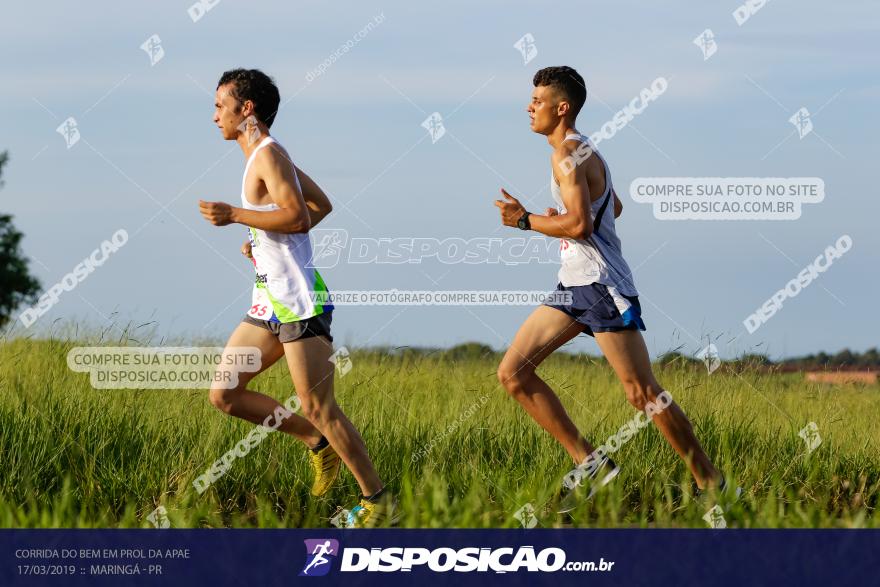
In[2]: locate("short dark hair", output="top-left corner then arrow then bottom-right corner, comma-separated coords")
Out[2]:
217,68 -> 281,128
533,66 -> 587,119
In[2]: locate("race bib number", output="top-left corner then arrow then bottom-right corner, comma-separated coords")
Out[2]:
560,238 -> 577,259
248,287 -> 272,320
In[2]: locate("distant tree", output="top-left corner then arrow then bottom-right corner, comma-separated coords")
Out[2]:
657,351 -> 689,366
738,353 -> 773,366
779,348 -> 880,370
860,348 -> 880,367
831,348 -> 856,367
443,342 -> 497,361
0,151 -> 41,328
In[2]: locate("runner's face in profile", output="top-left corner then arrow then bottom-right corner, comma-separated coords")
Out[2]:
528,85 -> 562,135
213,84 -> 244,140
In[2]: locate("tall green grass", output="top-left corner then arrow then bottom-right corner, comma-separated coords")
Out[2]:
0,332 -> 877,528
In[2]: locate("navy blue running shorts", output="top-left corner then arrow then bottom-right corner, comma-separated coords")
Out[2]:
544,282 -> 646,337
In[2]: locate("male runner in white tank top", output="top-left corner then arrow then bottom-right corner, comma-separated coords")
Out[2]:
495,66 -> 737,511
198,69 -> 391,527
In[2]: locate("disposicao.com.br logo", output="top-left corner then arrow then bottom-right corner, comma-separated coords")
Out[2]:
300,539 -> 614,575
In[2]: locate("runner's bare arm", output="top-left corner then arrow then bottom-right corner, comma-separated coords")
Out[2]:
494,150 -> 592,239
293,165 -> 333,228
232,148 -> 311,233
613,188 -> 622,218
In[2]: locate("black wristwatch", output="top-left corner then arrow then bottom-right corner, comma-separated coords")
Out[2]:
516,211 -> 531,231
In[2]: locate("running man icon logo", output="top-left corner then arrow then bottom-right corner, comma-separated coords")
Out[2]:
513,33 -> 538,65
789,107 -> 813,139
140,34 -> 165,66
300,539 -> 339,577
513,503 -> 539,529
329,346 -> 353,377
703,505 -> 727,529
329,507 -> 351,528
799,421 -> 822,454
56,117 -> 80,149
237,115 -> 262,146
696,344 -> 721,374
693,29 -> 717,61
421,112 -> 446,143
308,229 -> 349,269
146,505 -> 170,529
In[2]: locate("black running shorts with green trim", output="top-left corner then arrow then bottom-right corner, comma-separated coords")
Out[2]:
241,311 -> 333,343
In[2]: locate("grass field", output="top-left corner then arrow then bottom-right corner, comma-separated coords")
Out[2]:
1,331 -> 877,529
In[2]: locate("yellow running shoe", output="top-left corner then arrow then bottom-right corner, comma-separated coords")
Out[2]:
345,493 -> 397,528
308,443 -> 341,497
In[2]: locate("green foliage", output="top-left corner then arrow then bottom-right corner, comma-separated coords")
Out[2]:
441,342 -> 498,361
0,151 -> 41,328
0,334 -> 877,528
785,348 -> 880,370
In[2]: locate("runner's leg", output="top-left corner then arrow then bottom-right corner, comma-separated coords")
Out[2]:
593,329 -> 720,489
283,335 -> 383,496
209,321 -> 323,446
497,305 -> 596,464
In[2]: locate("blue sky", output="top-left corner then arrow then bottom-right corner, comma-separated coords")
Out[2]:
2,1 -> 877,359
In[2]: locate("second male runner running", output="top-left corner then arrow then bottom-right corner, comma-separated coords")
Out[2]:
494,66 -> 736,511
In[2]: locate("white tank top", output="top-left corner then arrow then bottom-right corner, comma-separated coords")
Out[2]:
551,133 -> 638,296
241,136 -> 331,322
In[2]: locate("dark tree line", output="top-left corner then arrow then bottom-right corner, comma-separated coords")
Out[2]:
0,150 -> 41,328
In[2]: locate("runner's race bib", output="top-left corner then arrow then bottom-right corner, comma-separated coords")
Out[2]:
248,273 -> 272,320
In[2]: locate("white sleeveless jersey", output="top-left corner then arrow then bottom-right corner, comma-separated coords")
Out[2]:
241,136 -> 331,322
551,133 -> 638,296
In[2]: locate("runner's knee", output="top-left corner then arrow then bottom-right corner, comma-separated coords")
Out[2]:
300,397 -> 336,428
209,386 -> 237,414
497,361 -> 533,395
623,379 -> 661,411
208,374 -> 249,413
